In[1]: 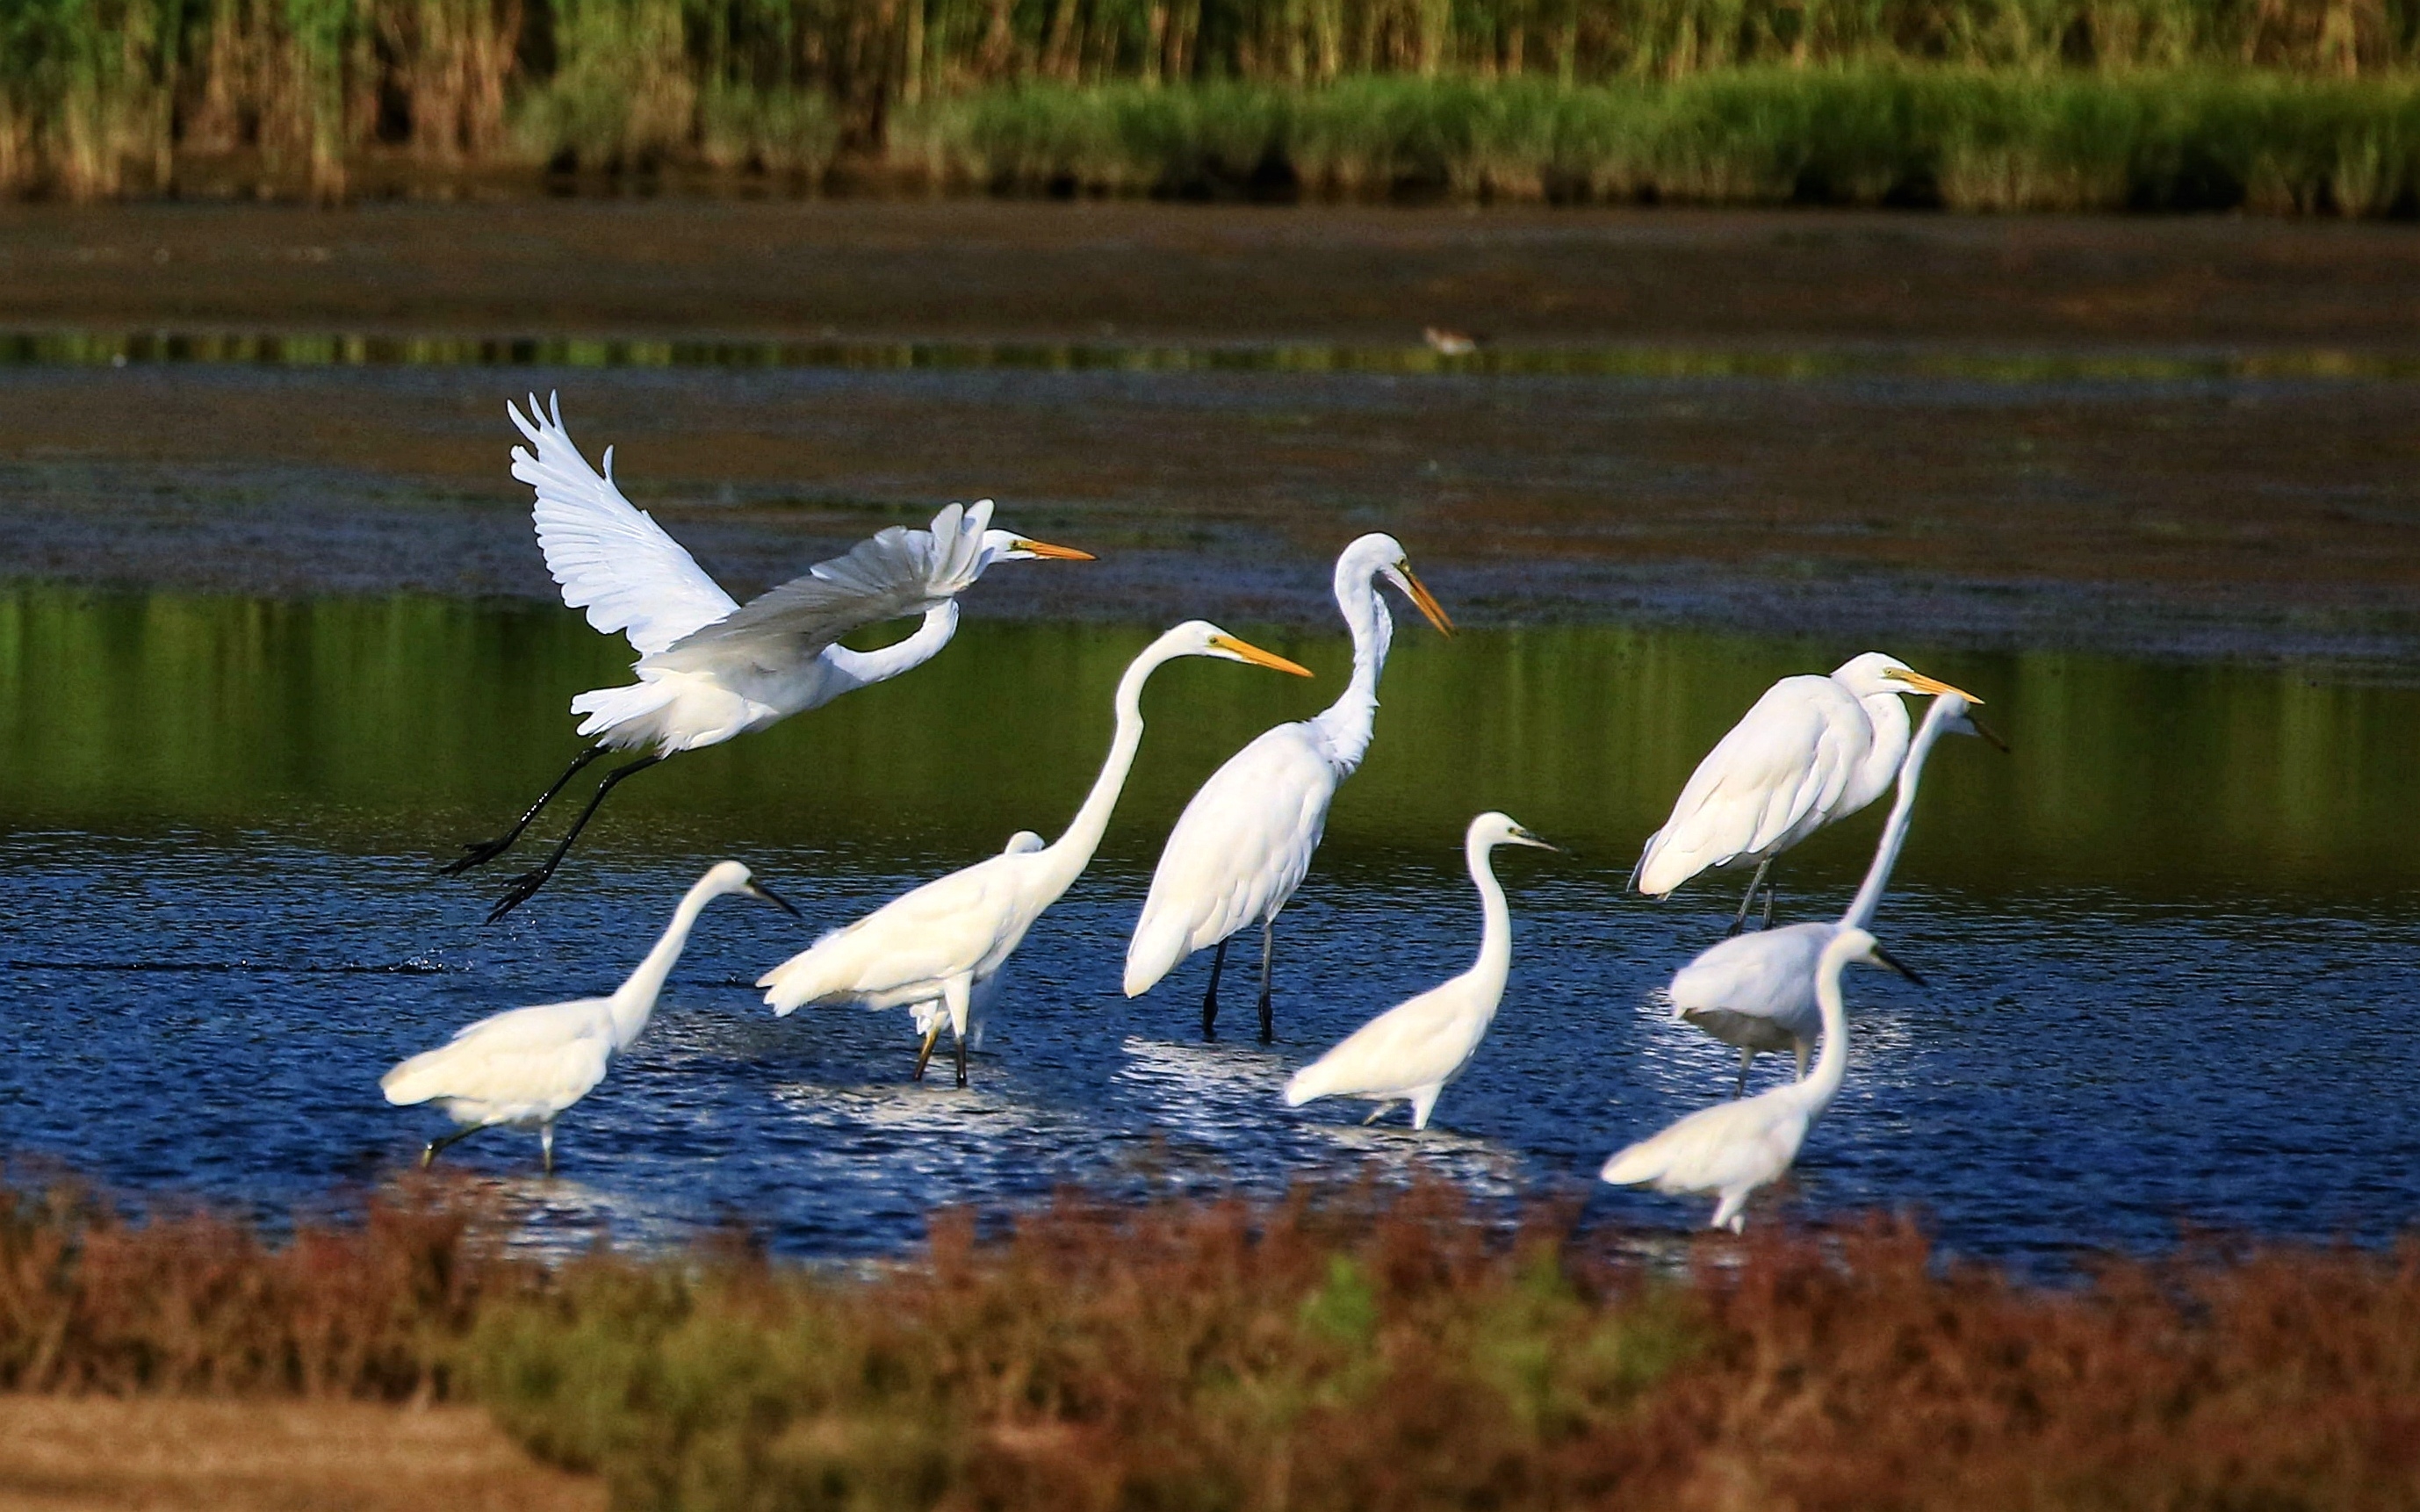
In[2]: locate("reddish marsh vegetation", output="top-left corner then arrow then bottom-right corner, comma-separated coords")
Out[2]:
6,1175 -> 2420,1509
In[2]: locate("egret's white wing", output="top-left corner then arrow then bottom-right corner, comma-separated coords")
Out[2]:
1667,924 -> 1831,1019
1638,676 -> 1865,892
512,394 -> 738,656
1603,1098 -> 1803,1192
379,999 -> 616,1107
652,500 -> 997,672
1287,980 -> 1479,1103
760,853 -> 1032,1008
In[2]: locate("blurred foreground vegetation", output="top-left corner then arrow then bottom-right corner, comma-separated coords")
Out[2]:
10,0 -> 2420,209
7,1174 -> 2420,1509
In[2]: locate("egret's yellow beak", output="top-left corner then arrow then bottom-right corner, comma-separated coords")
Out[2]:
1882,667 -> 1984,705
1209,634 -> 1314,678
1014,538 -> 1096,561
1398,562 -> 1455,637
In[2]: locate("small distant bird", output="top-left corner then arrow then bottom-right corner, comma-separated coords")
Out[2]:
446,393 -> 1092,922
1124,534 -> 1453,1042
1631,652 -> 1991,933
1669,692 -> 1997,1092
1282,811 -> 1556,1131
1423,327 -> 1482,356
381,860 -> 799,1172
1602,925 -> 1899,1231
760,623 -> 1314,1086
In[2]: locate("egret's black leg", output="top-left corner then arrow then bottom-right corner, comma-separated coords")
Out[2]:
954,1030 -> 969,1089
1723,859 -> 1774,938
486,753 -> 666,923
1733,1048 -> 1754,1098
420,1123 -> 484,1167
1760,883 -> 1776,930
1256,919 -> 1277,1044
1200,939 -> 1228,1041
442,744 -> 609,875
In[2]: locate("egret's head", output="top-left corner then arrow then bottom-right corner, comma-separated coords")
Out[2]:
1341,532 -> 1455,637
699,860 -> 803,917
1835,651 -> 1984,706
1471,810 -> 1559,852
1159,620 -> 1315,677
1934,692 -> 2012,752
1002,830 -> 1047,855
1833,925 -> 1923,984
979,524 -> 1095,565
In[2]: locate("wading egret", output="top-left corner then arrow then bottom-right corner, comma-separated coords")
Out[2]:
760,623 -> 1314,1086
1631,653 -> 1990,932
1669,692 -> 1993,1092
380,860 -> 799,1172
1603,926 -> 1898,1231
446,393 -> 1091,921
1281,811 -> 1555,1131
1124,534 -> 1453,1042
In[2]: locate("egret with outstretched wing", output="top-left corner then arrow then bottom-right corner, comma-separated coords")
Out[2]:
446,394 -> 1091,920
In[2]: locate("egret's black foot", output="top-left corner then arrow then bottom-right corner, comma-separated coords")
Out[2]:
486,868 -> 554,924
441,834 -> 518,876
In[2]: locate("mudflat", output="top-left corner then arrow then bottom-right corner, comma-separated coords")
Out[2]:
2,199 -> 2415,663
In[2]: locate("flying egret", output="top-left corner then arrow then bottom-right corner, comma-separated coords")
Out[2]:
760,623 -> 1314,1086
1124,534 -> 1453,1042
445,393 -> 1092,922
380,860 -> 799,1172
1602,926 -> 1900,1232
1669,692 -> 1991,1093
1281,811 -> 1555,1131
1631,652 -> 1992,933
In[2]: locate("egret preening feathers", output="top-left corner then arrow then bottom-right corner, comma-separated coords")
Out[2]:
760,622 -> 1314,1087
1603,926 -> 1899,1232
1631,652 -> 1992,932
1282,811 -> 1554,1131
1667,692 -> 1987,1092
1124,533 -> 1453,1042
380,860 -> 799,1172
447,393 -> 1092,922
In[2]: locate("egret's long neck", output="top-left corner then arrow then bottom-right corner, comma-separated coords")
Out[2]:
822,602 -> 959,691
1848,688 -> 1914,809
1309,568 -> 1394,774
1466,833 -> 1514,1003
609,878 -> 720,1046
1034,643 -> 1171,897
1840,697 -> 1960,930
1795,938 -> 1857,1115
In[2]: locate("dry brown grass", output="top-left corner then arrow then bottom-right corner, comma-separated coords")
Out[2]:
6,1175 -> 2420,1509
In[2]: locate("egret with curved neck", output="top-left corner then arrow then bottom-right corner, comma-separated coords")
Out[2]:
760,622 -> 1314,1086
1281,812 -> 1556,1131
381,860 -> 800,1171
1665,692 -> 1994,1092
1603,926 -> 1898,1231
1124,534 -> 1454,1042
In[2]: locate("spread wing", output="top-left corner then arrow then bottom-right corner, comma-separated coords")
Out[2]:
512,393 -> 738,656
650,499 -> 997,671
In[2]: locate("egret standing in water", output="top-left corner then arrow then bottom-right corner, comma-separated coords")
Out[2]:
381,861 -> 799,1172
1668,692 -> 1998,1092
447,394 -> 1092,921
1603,927 -> 1900,1231
1124,534 -> 1453,1041
1281,812 -> 1555,1131
1631,653 -> 1989,933
760,623 -> 1314,1086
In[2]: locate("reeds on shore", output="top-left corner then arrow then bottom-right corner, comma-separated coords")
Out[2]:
6,0 -> 2420,206
10,1173 -> 2420,1509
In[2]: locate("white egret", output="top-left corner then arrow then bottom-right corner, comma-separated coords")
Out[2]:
1602,926 -> 1901,1232
1123,534 -> 1453,1042
380,860 -> 799,1171
1631,652 -> 1991,933
1281,811 -> 1555,1131
446,393 -> 1092,921
760,623 -> 1314,1086
1668,692 -> 1990,1093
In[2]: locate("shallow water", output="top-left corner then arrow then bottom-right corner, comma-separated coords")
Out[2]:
2,587 -> 2416,1264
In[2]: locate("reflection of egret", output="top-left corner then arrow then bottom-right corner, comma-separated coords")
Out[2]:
761,623 -> 1313,1086
1603,926 -> 1898,1231
1282,812 -> 1555,1131
1631,653 -> 1994,933
448,394 -> 1091,921
382,861 -> 799,1172
1671,692 -> 1991,1092
1125,534 -> 1454,1042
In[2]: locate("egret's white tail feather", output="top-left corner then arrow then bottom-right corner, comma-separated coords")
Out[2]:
570,677 -> 681,745
378,1051 -> 451,1108
1122,917 -> 1190,997
1282,1062 -> 1337,1108
758,929 -> 851,1017
1599,1141 -> 1666,1186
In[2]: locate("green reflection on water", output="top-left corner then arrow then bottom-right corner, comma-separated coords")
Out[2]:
1,586 -> 2412,901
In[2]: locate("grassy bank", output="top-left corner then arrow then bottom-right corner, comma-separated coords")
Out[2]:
10,1176 -> 2420,1509
7,0 -> 2420,206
